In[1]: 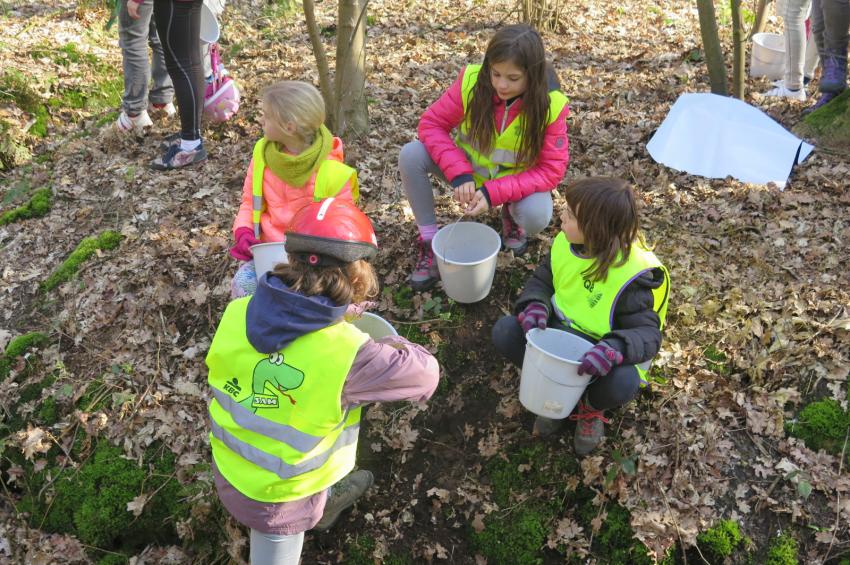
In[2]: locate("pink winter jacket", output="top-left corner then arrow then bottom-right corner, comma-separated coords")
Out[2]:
417,68 -> 570,207
231,137 -> 356,242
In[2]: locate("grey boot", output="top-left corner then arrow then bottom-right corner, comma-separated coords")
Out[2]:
313,470 -> 374,532
570,400 -> 609,456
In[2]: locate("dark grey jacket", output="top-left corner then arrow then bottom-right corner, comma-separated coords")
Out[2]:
515,249 -> 665,365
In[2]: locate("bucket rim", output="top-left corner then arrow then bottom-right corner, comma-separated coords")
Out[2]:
250,242 -> 286,250
525,328 -> 592,365
432,221 -> 501,266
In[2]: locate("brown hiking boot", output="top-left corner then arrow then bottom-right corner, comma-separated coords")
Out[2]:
570,400 -> 609,456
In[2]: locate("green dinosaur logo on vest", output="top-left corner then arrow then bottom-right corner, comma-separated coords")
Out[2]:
238,352 -> 305,412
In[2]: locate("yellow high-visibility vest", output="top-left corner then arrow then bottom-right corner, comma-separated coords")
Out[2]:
550,232 -> 670,381
250,138 -> 360,238
454,64 -> 569,186
207,297 -> 368,502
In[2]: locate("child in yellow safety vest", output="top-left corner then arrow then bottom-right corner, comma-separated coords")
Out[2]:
229,81 -> 359,298
491,178 -> 670,455
399,23 -> 570,291
208,198 -> 439,563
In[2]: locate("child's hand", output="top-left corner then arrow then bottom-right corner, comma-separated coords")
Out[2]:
466,189 -> 489,216
578,342 -> 624,377
127,0 -> 141,18
517,302 -> 548,333
230,227 -> 261,261
453,181 -> 476,206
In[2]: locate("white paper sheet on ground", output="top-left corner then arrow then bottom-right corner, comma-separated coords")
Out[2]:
647,93 -> 814,188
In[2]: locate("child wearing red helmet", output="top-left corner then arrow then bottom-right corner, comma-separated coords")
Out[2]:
207,198 -> 439,563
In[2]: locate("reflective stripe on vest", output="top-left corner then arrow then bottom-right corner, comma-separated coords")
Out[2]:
550,232 -> 670,381
250,138 -> 359,239
210,417 -> 360,481
454,64 -> 569,186
206,297 -> 369,502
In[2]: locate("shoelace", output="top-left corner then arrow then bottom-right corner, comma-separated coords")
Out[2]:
569,405 -> 609,434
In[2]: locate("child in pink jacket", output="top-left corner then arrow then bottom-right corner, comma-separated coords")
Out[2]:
229,81 -> 358,298
399,24 -> 570,291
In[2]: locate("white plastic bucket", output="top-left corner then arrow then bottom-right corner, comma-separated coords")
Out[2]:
200,2 -> 220,43
431,222 -> 501,303
751,32 -> 785,80
251,242 -> 288,276
519,328 -> 595,419
351,312 -> 398,339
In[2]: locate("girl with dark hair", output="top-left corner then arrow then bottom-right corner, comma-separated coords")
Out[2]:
491,178 -> 671,456
398,24 -> 570,291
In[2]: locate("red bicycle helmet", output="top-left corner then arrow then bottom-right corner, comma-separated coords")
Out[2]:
285,198 -> 378,265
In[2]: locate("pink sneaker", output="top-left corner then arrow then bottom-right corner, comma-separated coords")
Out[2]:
501,205 -> 528,254
408,236 -> 440,291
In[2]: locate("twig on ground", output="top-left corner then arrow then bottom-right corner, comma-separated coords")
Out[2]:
823,427 -> 850,562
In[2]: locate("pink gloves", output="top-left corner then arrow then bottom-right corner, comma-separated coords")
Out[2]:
230,227 -> 260,261
517,302 -> 548,333
578,342 -> 624,377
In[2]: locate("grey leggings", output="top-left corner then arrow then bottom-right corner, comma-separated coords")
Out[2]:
811,0 -> 850,61
399,140 -> 553,234
250,529 -> 304,565
118,0 -> 173,113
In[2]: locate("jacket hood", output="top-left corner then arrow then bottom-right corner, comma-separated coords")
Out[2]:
245,273 -> 348,353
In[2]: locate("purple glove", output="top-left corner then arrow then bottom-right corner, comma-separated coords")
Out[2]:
230,227 -> 260,261
578,342 -> 624,377
517,302 -> 548,333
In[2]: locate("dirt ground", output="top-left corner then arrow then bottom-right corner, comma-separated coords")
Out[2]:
1,0 -> 849,563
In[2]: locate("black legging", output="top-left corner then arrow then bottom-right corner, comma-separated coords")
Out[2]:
491,314 -> 642,411
153,0 -> 204,141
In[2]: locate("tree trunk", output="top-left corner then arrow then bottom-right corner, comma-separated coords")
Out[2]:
731,0 -> 746,98
696,0 -> 728,95
521,0 -> 561,31
302,0 -> 336,130
753,0 -> 770,35
334,0 -> 369,137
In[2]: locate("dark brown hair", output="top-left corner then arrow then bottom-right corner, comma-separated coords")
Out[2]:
563,177 -> 641,283
272,258 -> 379,305
465,24 -> 551,168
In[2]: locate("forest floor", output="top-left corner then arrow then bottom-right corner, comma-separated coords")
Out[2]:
0,0 -> 849,563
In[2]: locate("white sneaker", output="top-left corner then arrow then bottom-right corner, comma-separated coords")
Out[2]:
114,110 -> 153,133
148,101 -> 176,119
763,84 -> 806,101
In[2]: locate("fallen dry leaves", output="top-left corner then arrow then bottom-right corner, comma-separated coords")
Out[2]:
0,0 -> 848,562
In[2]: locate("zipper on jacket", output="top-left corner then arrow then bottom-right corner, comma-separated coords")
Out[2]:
499,100 -> 515,134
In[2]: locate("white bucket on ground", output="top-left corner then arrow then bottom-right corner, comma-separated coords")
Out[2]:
200,2 -> 220,43
519,328 -> 595,419
351,312 -> 398,339
431,221 -> 501,303
751,32 -> 785,80
251,242 -> 288,276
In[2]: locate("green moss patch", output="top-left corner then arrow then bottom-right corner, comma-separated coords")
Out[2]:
0,187 -> 52,226
472,444 -> 578,564
0,331 -> 48,380
787,399 -> 850,462
41,230 -> 123,291
19,441 -> 182,560
697,519 -> 743,561
765,532 -> 798,565
796,89 -> 850,150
